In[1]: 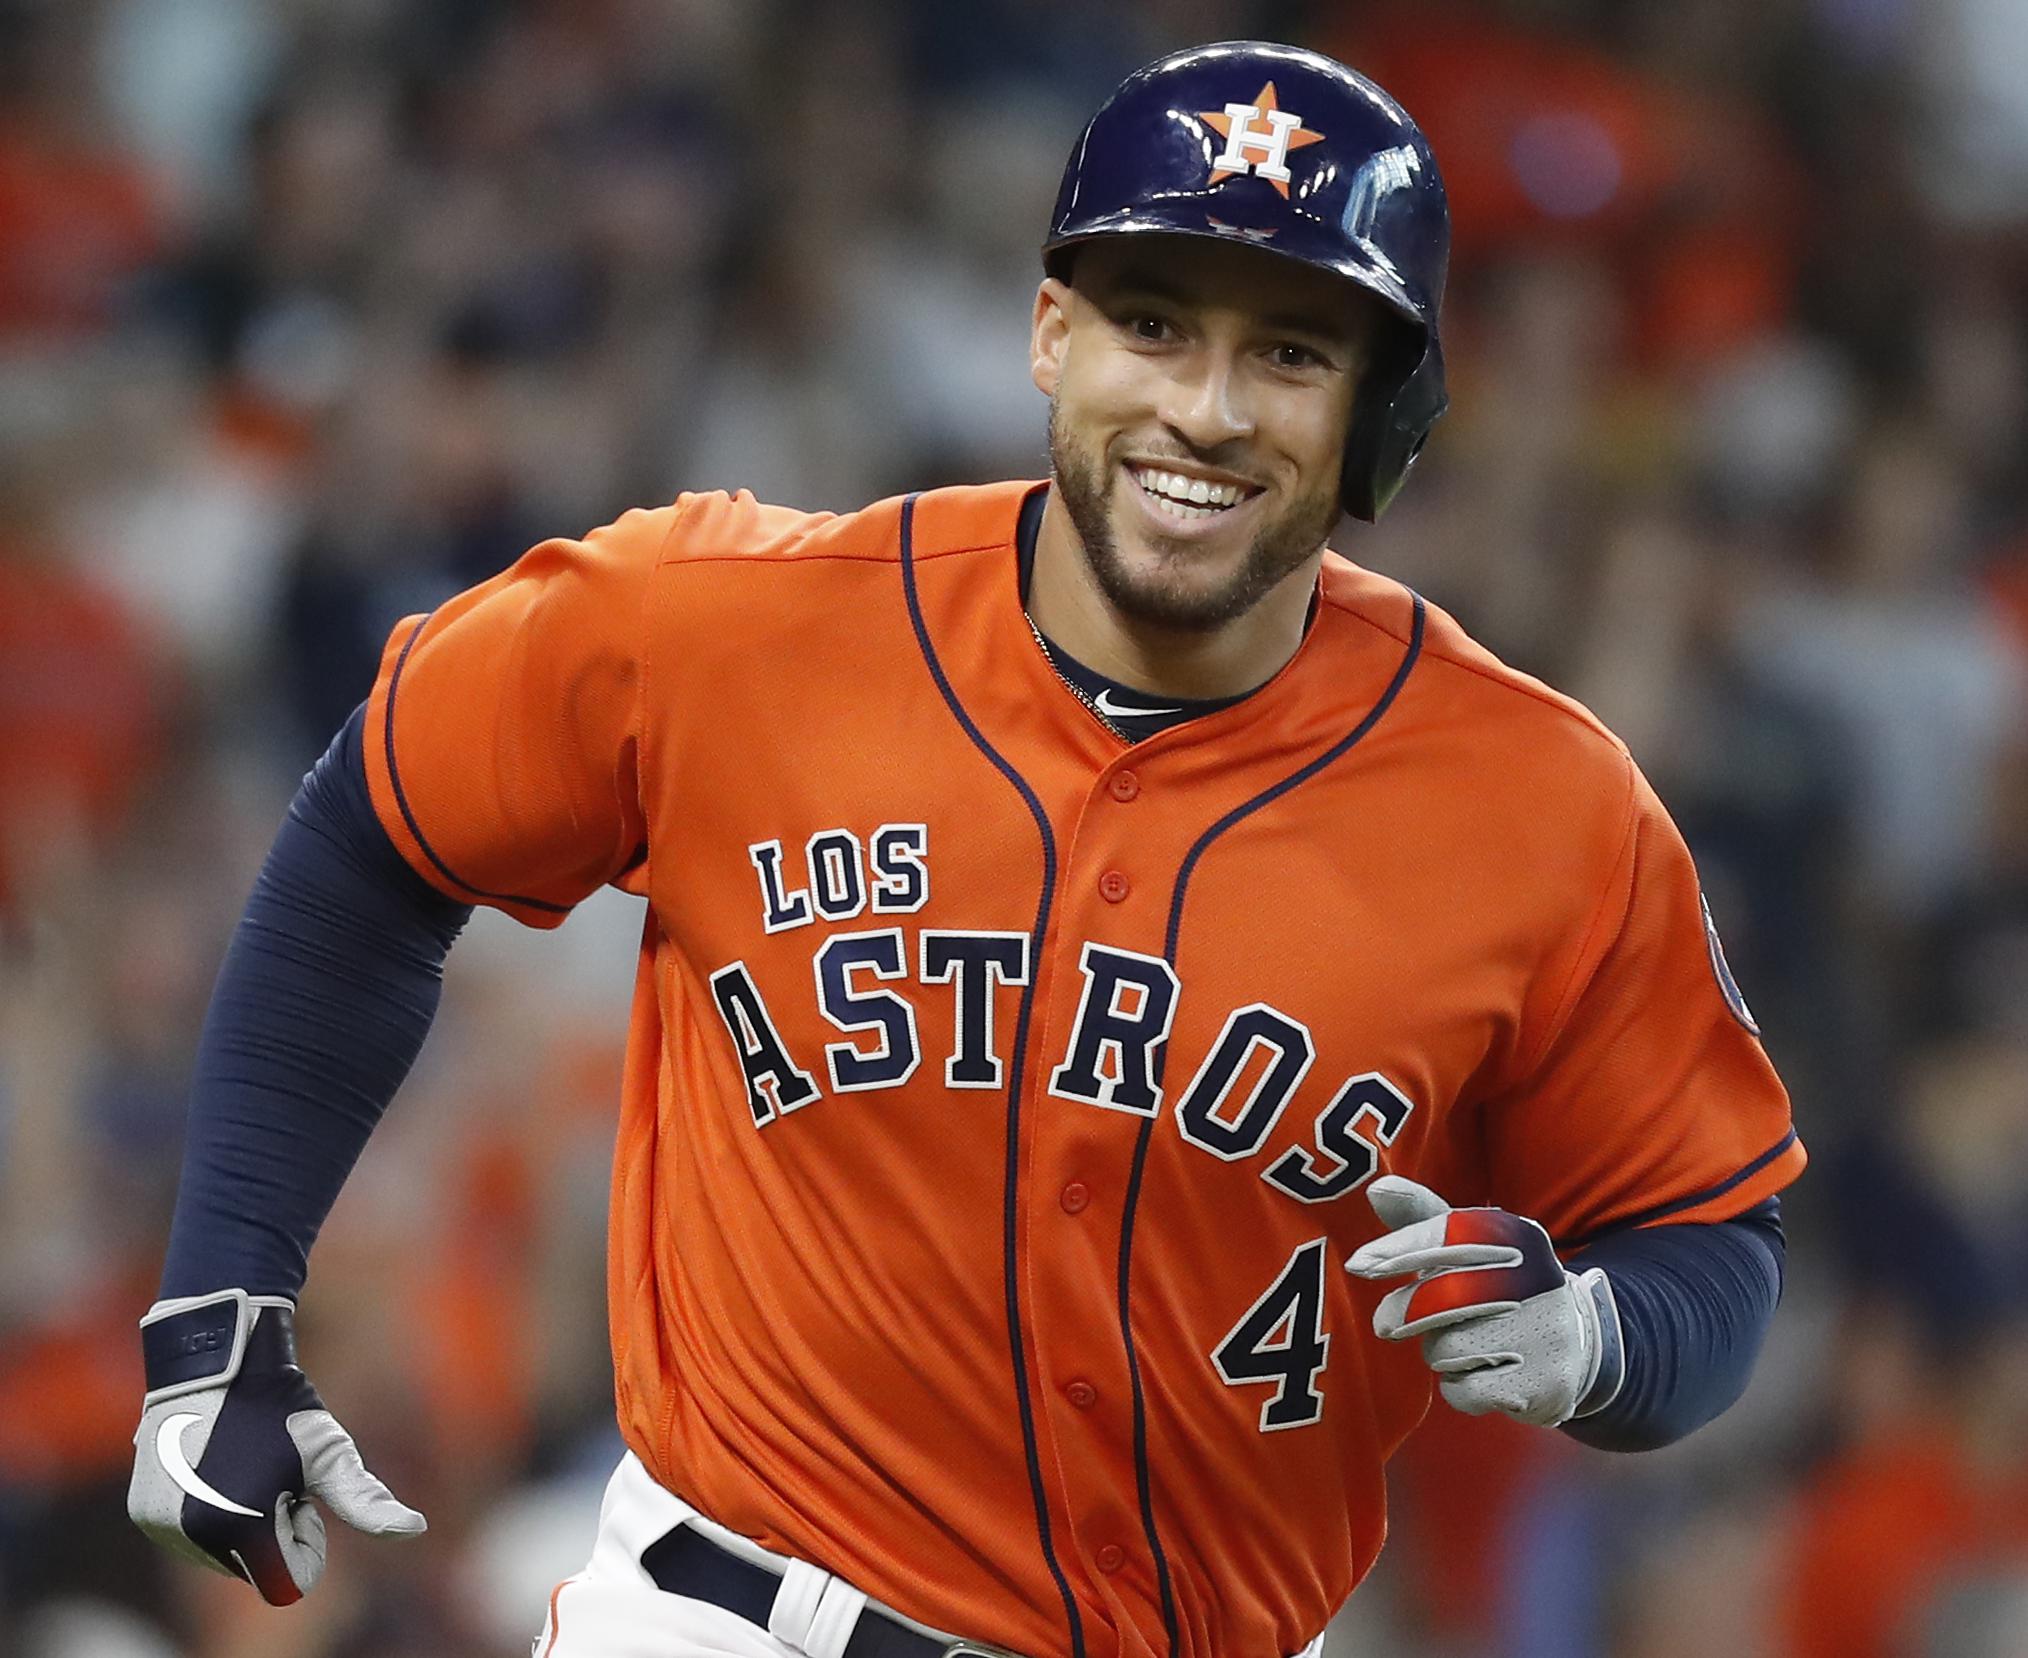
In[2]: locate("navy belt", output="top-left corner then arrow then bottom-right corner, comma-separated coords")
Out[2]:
639,1524 -> 1014,1658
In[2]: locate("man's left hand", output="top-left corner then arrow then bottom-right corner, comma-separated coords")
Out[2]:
1346,1176 -> 1624,1428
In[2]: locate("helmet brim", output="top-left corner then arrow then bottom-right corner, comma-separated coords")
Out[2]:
1041,217 -> 1426,346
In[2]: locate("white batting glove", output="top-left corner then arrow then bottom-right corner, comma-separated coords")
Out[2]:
128,1290 -> 426,1604
1346,1176 -> 1625,1428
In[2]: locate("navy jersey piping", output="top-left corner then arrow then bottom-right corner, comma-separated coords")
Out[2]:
898,495 -> 1087,1658
1555,1128 -> 1799,1251
1125,590 -> 1427,1656
381,615 -> 571,915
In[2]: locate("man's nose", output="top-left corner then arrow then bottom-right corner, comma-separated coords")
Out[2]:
1157,349 -> 1257,451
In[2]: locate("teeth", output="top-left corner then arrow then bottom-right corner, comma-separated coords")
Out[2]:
1132,467 -> 1249,511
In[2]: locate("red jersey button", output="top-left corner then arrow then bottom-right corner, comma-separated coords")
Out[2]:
1066,1380 -> 1098,1410
1108,770 -> 1140,802
1096,1543 -> 1126,1574
1098,869 -> 1130,903
1060,1181 -> 1091,1214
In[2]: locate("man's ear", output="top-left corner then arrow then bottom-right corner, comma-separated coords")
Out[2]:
1031,277 -> 1073,398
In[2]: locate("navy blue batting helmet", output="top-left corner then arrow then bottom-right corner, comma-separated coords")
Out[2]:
1044,41 -> 1450,521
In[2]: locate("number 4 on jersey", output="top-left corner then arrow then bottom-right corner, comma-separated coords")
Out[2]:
1213,1238 -> 1331,1431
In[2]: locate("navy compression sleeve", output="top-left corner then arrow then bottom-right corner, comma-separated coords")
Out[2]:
159,706 -> 472,1300
1558,1197 -> 1785,1451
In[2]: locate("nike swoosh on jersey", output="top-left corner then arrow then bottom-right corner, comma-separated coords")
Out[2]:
157,1412 -> 263,1517
1093,687 -> 1182,717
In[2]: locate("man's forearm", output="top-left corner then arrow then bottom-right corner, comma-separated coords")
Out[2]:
1560,1198 -> 1785,1451
160,706 -> 471,1299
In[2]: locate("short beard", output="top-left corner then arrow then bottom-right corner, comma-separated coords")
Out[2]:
1047,396 -> 1342,633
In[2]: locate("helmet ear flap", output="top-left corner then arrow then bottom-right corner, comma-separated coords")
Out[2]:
1341,327 -> 1447,522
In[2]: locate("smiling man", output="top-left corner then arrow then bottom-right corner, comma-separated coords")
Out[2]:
130,40 -> 1801,1658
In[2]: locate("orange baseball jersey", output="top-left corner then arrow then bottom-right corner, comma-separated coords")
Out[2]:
361,480 -> 1803,1658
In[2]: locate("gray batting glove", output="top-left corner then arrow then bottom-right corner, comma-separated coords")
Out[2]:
1346,1176 -> 1625,1428
128,1289 -> 426,1604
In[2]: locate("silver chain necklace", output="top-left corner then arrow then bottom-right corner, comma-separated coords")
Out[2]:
1024,611 -> 1131,741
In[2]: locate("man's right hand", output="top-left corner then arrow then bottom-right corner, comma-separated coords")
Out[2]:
128,1289 -> 426,1604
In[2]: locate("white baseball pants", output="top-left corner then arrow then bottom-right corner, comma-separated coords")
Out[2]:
534,1451 -> 1331,1658
532,1452 -> 981,1658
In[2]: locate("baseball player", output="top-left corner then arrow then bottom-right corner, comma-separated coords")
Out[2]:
129,41 -> 1801,1658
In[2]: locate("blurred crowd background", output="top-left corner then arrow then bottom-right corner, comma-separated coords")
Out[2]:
2,0 -> 2025,1654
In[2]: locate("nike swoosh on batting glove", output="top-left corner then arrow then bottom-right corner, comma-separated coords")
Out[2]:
1346,1175 -> 1625,1428
128,1289 -> 425,1604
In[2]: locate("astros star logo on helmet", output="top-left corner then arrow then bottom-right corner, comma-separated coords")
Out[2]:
1201,81 -> 1326,194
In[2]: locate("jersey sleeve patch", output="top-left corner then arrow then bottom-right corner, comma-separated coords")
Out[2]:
1701,890 -> 1759,1036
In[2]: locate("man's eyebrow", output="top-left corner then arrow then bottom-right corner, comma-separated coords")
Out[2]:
1098,269 -> 1360,346
1102,270 -> 1191,307
1258,307 -> 1361,345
